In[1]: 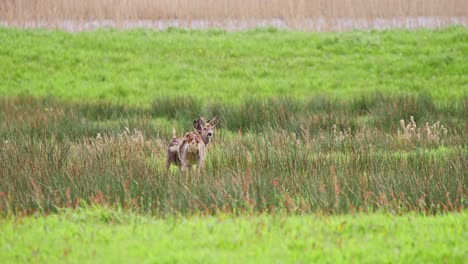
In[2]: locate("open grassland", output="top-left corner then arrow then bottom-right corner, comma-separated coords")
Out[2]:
1,207 -> 466,263
0,28 -> 467,217
0,26 -> 466,263
1,27 -> 467,103
0,23 -> 468,263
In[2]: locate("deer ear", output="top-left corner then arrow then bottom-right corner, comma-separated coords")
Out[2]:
193,119 -> 201,131
208,116 -> 219,127
193,116 -> 205,131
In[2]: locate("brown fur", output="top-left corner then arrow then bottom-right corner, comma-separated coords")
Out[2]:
166,116 -> 219,175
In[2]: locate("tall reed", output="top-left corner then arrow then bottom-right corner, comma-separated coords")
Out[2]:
2,0 -> 466,21
0,95 -> 466,216
1,0 -> 466,31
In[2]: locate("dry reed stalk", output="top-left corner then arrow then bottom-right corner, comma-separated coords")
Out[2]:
1,0 -> 466,30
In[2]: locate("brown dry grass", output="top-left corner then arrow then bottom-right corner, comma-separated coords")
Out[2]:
1,0 -> 467,22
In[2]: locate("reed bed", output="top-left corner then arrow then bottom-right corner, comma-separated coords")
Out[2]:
1,0 -> 467,31
1,95 -> 466,216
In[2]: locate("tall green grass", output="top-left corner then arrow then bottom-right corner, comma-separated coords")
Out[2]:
1,95 -> 466,216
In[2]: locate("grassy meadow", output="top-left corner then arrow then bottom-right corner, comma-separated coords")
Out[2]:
1,26 -> 467,103
0,26 -> 467,262
1,207 -> 466,263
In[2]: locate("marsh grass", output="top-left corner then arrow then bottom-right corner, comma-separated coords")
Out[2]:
1,95 -> 466,216
2,0 -> 465,20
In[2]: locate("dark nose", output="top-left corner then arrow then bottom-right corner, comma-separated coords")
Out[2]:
208,132 -> 213,137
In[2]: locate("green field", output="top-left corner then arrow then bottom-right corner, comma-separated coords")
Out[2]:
1,26 -> 467,104
1,27 -> 467,216
0,26 -> 467,263
1,207 -> 466,263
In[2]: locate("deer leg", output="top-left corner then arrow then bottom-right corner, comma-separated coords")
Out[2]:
180,157 -> 188,176
165,157 -> 172,174
166,148 -> 180,174
196,152 -> 205,176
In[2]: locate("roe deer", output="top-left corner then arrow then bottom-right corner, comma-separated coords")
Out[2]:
166,116 -> 219,175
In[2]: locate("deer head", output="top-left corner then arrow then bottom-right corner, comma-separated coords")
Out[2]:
193,116 -> 219,145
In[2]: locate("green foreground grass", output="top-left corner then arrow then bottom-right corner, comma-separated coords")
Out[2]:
0,26 -> 467,104
1,207 -> 466,263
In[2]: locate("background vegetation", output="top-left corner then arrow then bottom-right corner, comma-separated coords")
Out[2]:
1,27 -> 467,103
1,0 -> 467,31
3,0 -> 466,21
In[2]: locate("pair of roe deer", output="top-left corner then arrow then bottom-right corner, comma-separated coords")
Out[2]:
166,116 -> 219,175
